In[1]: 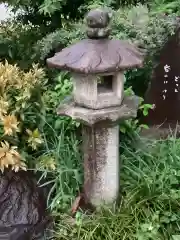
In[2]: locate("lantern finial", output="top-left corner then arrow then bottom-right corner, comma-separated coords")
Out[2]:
86,9 -> 111,39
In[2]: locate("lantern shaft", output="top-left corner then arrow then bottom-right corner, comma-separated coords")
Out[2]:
83,123 -> 119,206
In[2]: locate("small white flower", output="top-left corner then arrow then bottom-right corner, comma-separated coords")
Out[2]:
164,64 -> 171,73
175,89 -> 178,92
163,95 -> 166,100
152,104 -> 156,109
176,84 -> 179,87
175,76 -> 179,82
164,74 -> 168,78
162,89 -> 167,93
148,225 -> 154,231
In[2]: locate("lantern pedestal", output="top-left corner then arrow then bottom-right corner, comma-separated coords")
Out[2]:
57,96 -> 139,208
82,123 -> 119,206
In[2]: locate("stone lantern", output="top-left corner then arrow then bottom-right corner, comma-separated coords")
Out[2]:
47,9 -> 144,210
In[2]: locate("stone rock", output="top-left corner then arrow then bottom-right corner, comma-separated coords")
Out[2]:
0,170 -> 51,240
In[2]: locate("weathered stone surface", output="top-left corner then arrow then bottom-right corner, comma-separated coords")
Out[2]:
86,9 -> 110,29
72,72 -> 124,109
57,95 -> 140,126
47,39 -> 144,74
0,170 -> 51,240
82,124 -> 119,206
86,9 -> 111,39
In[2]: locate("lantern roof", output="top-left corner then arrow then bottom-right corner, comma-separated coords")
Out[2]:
47,9 -> 144,74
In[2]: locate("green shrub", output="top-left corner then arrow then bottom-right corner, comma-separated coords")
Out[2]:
0,60 -> 46,170
43,71 -> 80,133
0,59 -> 81,172
0,20 -> 46,69
150,0 -> 180,15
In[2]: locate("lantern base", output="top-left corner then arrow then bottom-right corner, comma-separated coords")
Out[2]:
57,95 -> 139,126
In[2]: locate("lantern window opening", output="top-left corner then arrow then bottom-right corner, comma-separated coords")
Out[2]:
97,75 -> 113,94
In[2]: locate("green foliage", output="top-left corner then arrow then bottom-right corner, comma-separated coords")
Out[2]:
111,4 -> 177,95
0,60 -> 80,172
38,0 -> 137,15
0,20 -> 46,69
1,0 -> 87,24
111,4 -> 176,54
34,21 -> 85,62
119,87 -> 152,142
150,0 -> 180,15
43,72 -> 80,132
39,0 -> 66,15
1,0 -> 148,18
35,130 -> 82,212
54,138 -> 180,239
